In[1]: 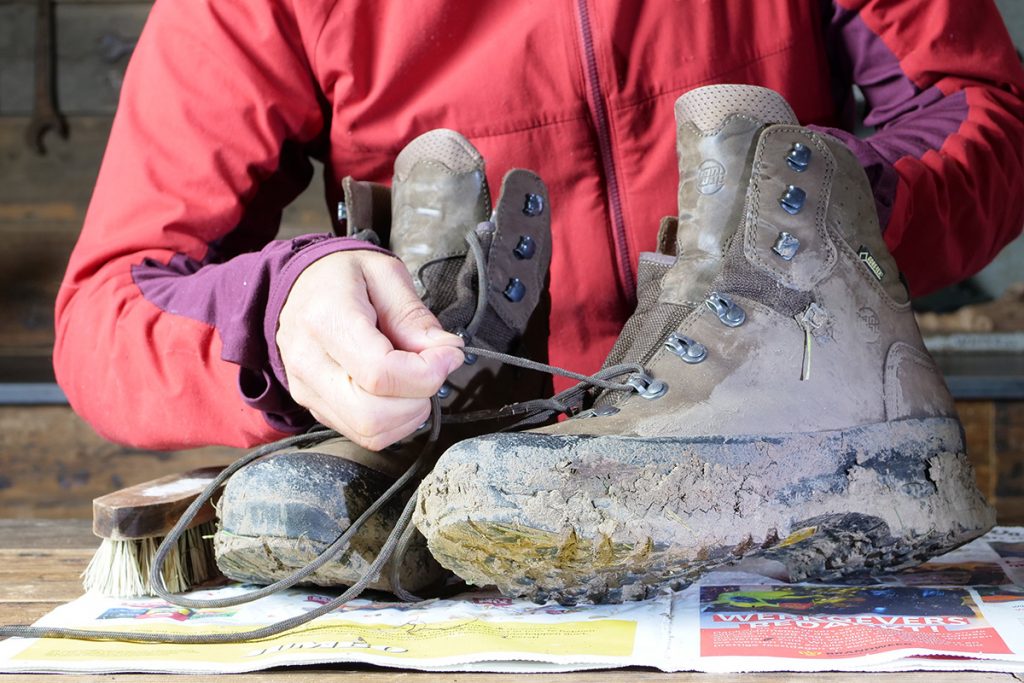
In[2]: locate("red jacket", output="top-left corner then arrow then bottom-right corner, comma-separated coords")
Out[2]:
55,0 -> 1024,449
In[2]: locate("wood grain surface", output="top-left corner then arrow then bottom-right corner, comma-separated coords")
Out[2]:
3,674 -> 1019,683
0,406 -> 242,518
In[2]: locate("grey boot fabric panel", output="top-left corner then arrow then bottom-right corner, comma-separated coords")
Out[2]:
485,169 -> 552,336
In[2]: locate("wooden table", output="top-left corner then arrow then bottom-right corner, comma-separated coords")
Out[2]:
0,518 -> 1020,682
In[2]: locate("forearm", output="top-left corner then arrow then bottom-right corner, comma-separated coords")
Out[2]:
55,235 -> 384,449
824,0 -> 1024,295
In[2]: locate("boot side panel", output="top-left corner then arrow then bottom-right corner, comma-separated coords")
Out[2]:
814,131 -> 953,420
815,240 -> 956,422
546,294 -> 889,438
883,342 -> 957,421
820,134 -> 908,305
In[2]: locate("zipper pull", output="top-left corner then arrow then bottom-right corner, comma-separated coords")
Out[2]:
799,323 -> 813,381
795,302 -> 830,381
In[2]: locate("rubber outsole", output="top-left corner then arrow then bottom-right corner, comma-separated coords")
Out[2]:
414,417 -> 995,604
215,451 -> 443,592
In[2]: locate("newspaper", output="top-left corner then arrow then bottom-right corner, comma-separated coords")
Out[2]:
5,527 -> 1024,673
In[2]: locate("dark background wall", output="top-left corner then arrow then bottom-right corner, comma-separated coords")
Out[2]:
0,0 -> 1021,518
0,0 -> 328,517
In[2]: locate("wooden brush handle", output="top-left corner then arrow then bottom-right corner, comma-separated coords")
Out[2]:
92,466 -> 226,541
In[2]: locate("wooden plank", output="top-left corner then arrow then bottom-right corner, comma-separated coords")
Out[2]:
959,400 -> 997,502
996,403 -> 1024,525
0,601 -> 60,624
0,520 -> 91,605
0,518 -> 95,548
0,3 -> 150,115
0,223 -> 80,351
0,116 -> 108,353
0,578 -> 84,602
0,117 -> 109,206
0,118 -> 329,229
0,405 -> 243,518
0,670 -> 1013,682
0,548 -> 95,574
0,114 -> 329,354
0,524 -> 94,605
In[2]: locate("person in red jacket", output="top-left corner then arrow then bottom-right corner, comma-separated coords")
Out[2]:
55,0 -> 1024,452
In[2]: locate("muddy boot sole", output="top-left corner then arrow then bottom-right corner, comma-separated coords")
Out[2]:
414,417 -> 994,604
215,451 -> 444,592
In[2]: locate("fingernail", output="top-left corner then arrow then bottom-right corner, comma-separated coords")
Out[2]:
446,351 -> 465,375
426,327 -> 462,343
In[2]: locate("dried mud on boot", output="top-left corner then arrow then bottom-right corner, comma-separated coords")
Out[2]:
416,418 -> 993,604
216,450 -> 443,591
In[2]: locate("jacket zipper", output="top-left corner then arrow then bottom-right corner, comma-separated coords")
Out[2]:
574,0 -> 635,296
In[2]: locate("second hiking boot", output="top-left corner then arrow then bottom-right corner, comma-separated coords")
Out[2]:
214,130 -> 552,592
414,85 -> 995,604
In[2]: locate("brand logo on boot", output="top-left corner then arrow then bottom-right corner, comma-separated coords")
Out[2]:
697,159 -> 726,195
858,306 -> 880,343
857,246 -> 885,282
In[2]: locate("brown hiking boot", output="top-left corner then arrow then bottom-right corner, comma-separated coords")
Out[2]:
414,85 -> 995,604
214,130 -> 552,592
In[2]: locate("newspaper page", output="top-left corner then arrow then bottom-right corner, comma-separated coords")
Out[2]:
5,528 -> 1024,673
0,586 -> 672,674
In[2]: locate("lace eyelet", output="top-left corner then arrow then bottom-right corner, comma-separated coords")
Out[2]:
779,185 -> 806,215
706,292 -> 746,327
523,193 -> 544,216
786,143 -> 811,172
665,333 -> 707,364
503,277 -> 526,302
627,374 -> 667,400
772,231 -> 800,260
513,235 -> 536,259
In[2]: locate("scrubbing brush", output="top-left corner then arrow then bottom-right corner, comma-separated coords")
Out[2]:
82,466 -> 226,597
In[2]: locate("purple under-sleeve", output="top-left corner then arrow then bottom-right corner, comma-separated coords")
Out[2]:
131,234 -> 388,432
817,3 -> 972,231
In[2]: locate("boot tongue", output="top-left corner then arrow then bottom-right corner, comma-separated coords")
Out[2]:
390,129 -> 492,295
663,85 -> 798,303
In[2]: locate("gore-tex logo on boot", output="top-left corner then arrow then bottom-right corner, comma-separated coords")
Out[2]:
858,246 -> 885,282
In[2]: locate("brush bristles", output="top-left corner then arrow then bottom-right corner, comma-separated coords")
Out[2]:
82,521 -> 221,598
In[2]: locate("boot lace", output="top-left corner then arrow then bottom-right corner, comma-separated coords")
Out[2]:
0,228 -> 666,644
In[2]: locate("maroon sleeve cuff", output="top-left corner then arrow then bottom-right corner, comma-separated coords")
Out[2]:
263,235 -> 390,393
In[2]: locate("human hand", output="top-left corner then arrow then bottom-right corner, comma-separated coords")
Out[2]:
276,250 -> 464,450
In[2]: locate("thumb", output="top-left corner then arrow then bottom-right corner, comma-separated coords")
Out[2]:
362,255 -> 465,357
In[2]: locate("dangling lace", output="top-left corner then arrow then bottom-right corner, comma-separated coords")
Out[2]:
0,230 -> 664,644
